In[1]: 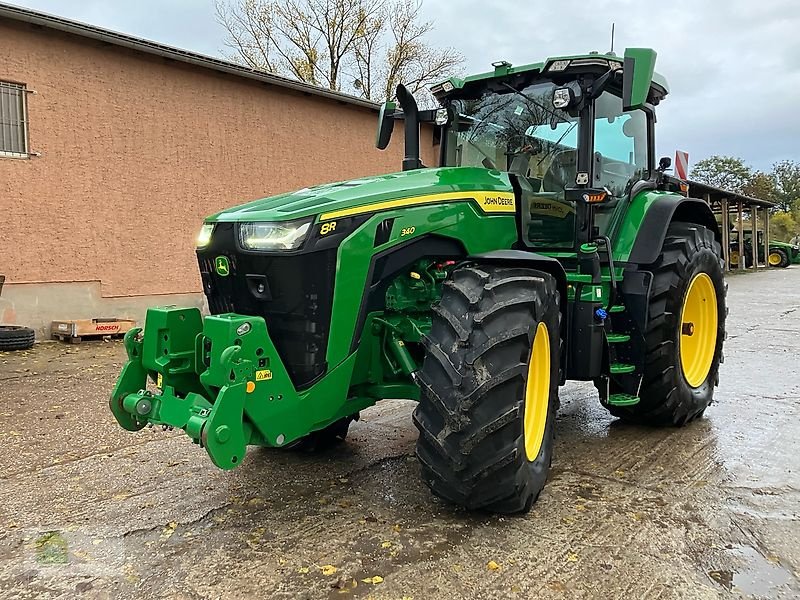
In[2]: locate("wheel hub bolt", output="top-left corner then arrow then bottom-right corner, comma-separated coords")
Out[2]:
682,322 -> 695,336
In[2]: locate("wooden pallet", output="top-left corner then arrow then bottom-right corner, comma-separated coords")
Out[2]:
51,318 -> 136,343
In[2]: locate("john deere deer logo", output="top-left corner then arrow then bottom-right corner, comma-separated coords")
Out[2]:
215,256 -> 230,277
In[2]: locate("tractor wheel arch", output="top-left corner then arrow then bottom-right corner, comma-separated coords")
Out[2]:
628,197 -> 720,266
349,234 -> 468,353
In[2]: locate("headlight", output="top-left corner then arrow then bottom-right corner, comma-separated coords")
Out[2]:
239,218 -> 312,251
196,223 -> 214,248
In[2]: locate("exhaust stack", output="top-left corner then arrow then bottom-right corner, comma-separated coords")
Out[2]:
395,84 -> 422,171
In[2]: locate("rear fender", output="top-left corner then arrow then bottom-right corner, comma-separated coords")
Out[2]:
628,196 -> 720,266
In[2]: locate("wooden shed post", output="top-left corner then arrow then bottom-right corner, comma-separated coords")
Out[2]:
720,196 -> 730,272
737,200 -> 745,271
764,208 -> 771,267
751,205 -> 758,270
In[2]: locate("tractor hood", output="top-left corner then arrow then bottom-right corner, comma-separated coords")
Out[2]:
207,167 -> 513,223
771,240 -> 800,250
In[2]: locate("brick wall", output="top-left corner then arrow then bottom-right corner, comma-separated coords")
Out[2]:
0,20 -> 436,299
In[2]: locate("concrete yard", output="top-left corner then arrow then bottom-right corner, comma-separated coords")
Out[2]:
1,268 -> 798,600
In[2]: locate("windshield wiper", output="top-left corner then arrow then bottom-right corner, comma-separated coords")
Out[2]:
499,82 -> 567,125
535,121 -> 578,168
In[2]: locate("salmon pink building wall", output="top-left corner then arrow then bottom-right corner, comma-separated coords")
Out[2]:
0,19 -> 435,334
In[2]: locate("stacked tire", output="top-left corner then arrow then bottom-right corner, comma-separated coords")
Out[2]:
0,326 -> 35,351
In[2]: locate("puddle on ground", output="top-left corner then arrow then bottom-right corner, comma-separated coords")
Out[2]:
708,544 -> 794,596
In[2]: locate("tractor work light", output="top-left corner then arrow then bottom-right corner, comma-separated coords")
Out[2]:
552,87 -> 572,109
239,218 -> 313,251
548,59 -> 571,72
196,223 -> 214,248
435,108 -> 449,126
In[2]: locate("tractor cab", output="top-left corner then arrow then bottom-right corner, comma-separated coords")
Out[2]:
379,49 -> 668,252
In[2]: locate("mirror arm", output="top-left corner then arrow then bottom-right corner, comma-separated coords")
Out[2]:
589,67 -> 619,100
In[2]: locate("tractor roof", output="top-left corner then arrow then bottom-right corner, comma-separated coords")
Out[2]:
431,49 -> 669,104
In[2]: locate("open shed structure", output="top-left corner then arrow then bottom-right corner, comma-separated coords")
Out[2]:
687,180 -> 777,272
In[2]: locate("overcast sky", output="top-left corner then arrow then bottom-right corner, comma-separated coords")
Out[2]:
6,0 -> 800,172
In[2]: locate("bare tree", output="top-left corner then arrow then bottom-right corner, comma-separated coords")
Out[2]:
216,0 -> 463,101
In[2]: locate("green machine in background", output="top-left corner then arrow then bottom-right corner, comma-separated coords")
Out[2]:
729,229 -> 800,268
111,48 -> 726,513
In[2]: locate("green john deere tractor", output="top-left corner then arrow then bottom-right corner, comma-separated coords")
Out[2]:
110,48 -> 726,513
729,229 -> 800,268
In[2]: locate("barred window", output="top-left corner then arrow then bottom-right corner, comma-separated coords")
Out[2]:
0,82 -> 29,156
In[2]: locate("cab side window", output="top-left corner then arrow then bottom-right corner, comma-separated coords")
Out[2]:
593,92 -> 649,198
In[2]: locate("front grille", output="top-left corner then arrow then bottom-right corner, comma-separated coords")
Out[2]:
197,223 -> 336,389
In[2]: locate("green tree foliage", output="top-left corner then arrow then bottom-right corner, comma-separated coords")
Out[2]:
742,171 -> 777,202
771,160 -> 800,213
690,155 -> 752,194
770,211 -> 798,242
215,0 -> 463,102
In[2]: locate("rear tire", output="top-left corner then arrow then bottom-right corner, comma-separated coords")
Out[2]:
606,222 -> 726,426
0,325 -> 35,351
414,265 -> 561,513
770,248 -> 790,268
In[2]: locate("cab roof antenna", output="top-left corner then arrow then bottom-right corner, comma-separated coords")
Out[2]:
610,22 -> 615,54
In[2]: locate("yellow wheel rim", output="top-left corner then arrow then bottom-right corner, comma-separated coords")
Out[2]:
679,273 -> 718,388
524,322 -> 550,461
769,252 -> 782,266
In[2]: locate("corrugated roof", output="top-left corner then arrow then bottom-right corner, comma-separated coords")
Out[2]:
0,1 -> 379,110
687,180 -> 776,209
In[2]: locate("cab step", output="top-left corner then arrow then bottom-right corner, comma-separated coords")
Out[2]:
609,305 -> 626,313
606,333 -> 631,343
608,393 -> 640,406
610,362 -> 636,374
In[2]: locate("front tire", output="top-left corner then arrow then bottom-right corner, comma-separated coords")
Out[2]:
607,222 -> 726,426
414,265 -> 561,513
288,414 -> 358,452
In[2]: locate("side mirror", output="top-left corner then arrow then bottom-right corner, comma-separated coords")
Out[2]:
657,156 -> 672,172
622,48 -> 657,111
375,100 -> 396,150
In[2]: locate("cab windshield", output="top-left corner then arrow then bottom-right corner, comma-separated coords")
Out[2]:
442,80 -> 649,249
442,81 -> 578,186
443,81 -> 579,248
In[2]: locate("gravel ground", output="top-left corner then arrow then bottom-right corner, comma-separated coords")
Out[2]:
1,267 -> 798,600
